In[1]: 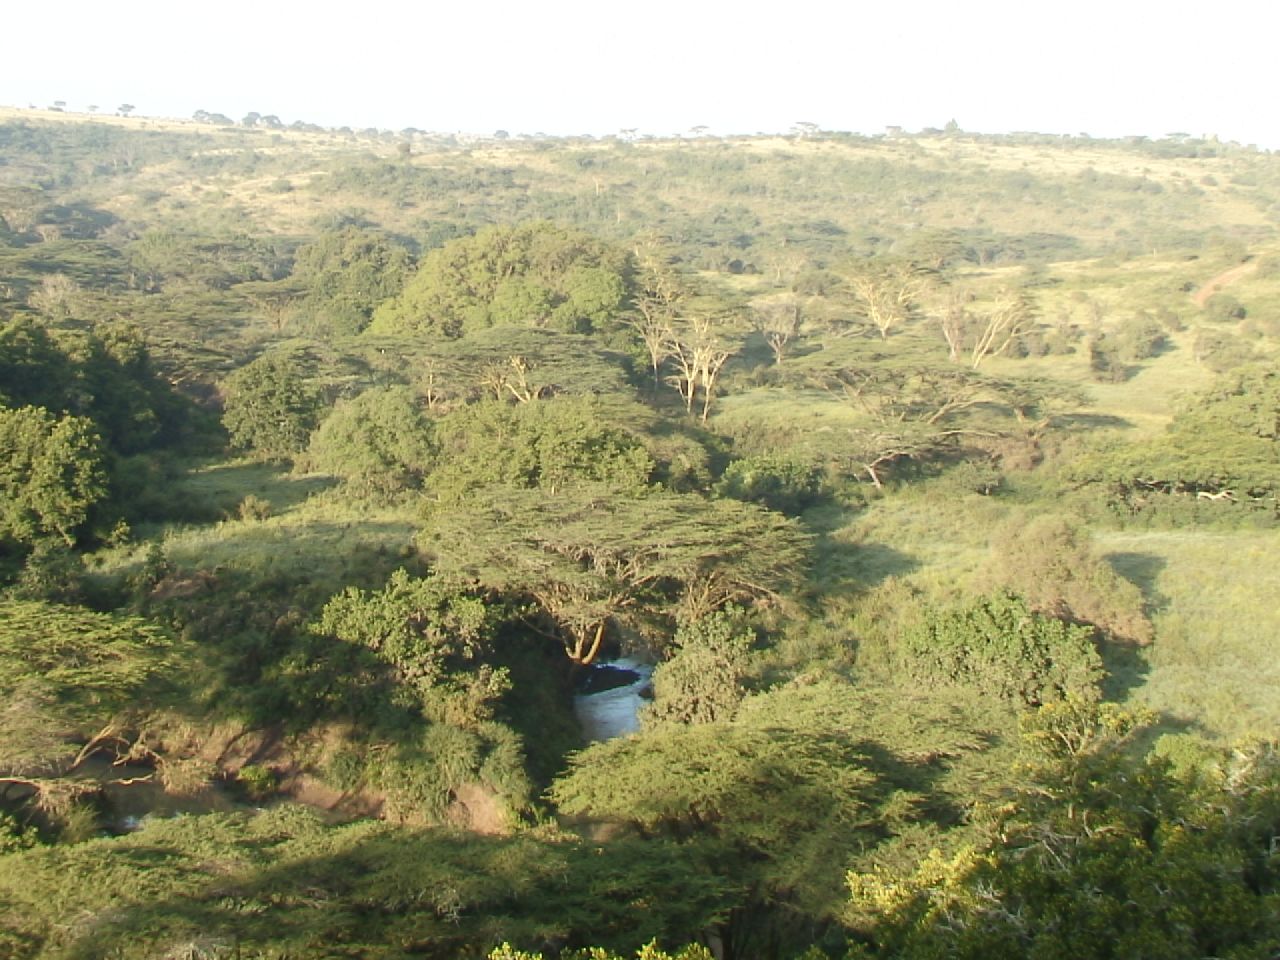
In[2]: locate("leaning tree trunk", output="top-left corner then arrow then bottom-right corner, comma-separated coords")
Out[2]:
568,621 -> 607,666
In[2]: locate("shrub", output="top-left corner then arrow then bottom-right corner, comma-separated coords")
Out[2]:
903,593 -> 1103,705
986,514 -> 1153,644
303,386 -> 435,498
714,454 -> 823,514
1087,336 -> 1130,383
1193,329 -> 1254,372
237,763 -> 277,800
1112,312 -> 1167,361
1203,292 -> 1246,322
643,608 -> 754,728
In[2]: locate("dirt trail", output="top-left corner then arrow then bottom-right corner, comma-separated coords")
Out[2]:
1193,259 -> 1257,307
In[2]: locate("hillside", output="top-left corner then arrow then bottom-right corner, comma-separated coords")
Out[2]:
2,112 -> 1280,959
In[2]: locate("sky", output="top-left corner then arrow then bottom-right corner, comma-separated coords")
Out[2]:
3,0 -> 1277,146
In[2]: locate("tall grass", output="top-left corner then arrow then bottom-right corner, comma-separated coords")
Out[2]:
1100,529 -> 1280,739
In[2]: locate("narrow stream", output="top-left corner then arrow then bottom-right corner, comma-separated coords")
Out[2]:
573,656 -> 654,742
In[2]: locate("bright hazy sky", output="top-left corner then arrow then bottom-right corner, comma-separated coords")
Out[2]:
5,0 -> 1277,146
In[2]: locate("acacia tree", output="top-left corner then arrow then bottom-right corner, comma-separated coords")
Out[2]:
666,314 -> 735,423
0,600 -> 188,818
749,293 -> 803,365
841,261 -> 930,339
967,286 -> 1035,368
417,485 -> 810,665
627,238 -> 686,390
797,343 -> 999,487
936,286 -> 972,362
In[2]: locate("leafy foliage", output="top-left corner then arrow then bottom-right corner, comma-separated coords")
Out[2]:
428,396 -> 656,500
221,349 -> 324,461
0,406 -> 105,547
0,600 -> 184,818
370,222 -> 629,338
290,226 -> 414,336
1073,365 -> 1280,513
303,385 -> 436,497
0,316 -> 189,455
902,593 -> 1104,706
315,569 -> 498,699
847,704 -> 1280,960
714,453 -> 824,514
643,608 -> 754,727
0,807 -> 736,958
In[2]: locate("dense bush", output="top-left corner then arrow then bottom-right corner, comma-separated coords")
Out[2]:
0,405 -> 105,548
903,593 -> 1103,705
643,608 -> 754,727
370,222 -> 630,338
303,385 -> 435,496
986,514 -> 1153,643
290,226 -> 415,336
428,396 -> 655,499
714,453 -> 824,514
221,350 -> 324,461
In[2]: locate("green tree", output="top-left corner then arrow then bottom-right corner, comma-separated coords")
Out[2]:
369,222 -> 629,338
0,406 -> 105,547
427,396 -> 655,500
714,453 -> 823,514
313,569 -> 514,734
315,569 -> 498,699
793,340 -> 999,487
0,806 -> 736,957
221,351 -> 323,462
303,386 -> 436,497
551,720 -> 873,892
1073,364 -> 1280,508
0,317 -> 69,412
419,485 -> 810,664
290,227 -> 414,336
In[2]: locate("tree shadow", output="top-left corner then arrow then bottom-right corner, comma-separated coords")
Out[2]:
43,201 -> 121,239
1056,412 -> 1135,432
813,535 -> 919,595
1099,640 -> 1151,703
1106,551 -> 1170,614
800,503 -> 919,593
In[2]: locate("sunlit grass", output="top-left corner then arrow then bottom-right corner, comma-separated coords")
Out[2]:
1099,529 -> 1280,739
92,463 -> 419,602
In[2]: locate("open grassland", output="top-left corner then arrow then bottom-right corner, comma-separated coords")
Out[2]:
92,463 -> 418,604
1100,529 -> 1280,739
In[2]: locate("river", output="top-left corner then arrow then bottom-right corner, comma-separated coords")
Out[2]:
573,656 -> 654,741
